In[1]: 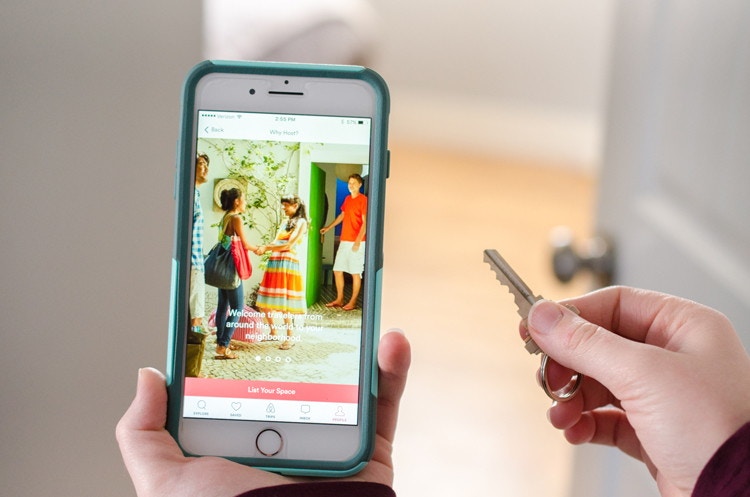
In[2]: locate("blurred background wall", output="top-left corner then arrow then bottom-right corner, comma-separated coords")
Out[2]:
1,2 -> 201,495
374,0 -> 614,170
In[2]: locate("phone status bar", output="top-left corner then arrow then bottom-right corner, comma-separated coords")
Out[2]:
198,111 -> 371,145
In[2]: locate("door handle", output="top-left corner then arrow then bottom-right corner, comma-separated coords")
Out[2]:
550,226 -> 615,287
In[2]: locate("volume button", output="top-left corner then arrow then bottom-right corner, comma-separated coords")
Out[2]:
173,139 -> 179,199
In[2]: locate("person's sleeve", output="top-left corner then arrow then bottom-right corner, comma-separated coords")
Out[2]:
692,421 -> 750,497
235,482 -> 396,497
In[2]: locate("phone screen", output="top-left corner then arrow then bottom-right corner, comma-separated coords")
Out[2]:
183,109 -> 372,427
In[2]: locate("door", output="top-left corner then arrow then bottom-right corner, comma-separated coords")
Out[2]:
570,1 -> 750,496
306,165 -> 327,307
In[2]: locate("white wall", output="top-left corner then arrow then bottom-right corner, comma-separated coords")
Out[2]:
371,0 -> 616,170
0,2 -> 201,496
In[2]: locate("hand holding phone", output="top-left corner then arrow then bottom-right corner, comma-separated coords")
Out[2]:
166,61 -> 390,476
117,330 -> 411,496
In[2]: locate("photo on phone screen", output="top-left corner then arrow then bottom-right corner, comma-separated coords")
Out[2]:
186,111 -> 373,425
168,63 -> 389,475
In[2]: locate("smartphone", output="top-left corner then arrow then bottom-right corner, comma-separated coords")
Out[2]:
166,60 -> 390,476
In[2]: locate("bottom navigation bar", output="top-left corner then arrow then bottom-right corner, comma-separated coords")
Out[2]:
184,396 -> 358,425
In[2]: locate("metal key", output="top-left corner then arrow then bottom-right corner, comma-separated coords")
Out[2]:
483,249 -> 544,354
483,248 -> 582,401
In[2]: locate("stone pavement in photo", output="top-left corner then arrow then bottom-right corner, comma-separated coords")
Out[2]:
200,330 -> 360,384
199,284 -> 365,384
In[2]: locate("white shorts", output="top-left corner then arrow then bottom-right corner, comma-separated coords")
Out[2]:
332,241 -> 365,276
189,266 -> 206,320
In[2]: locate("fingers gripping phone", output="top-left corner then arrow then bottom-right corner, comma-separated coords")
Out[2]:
167,61 -> 389,476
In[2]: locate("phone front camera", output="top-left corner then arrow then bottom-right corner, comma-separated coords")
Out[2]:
249,88 -> 256,95
284,80 -> 289,85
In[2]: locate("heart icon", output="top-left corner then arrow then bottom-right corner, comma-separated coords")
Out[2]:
231,402 -> 242,411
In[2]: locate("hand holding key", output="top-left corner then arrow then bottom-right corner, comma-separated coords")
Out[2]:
523,286 -> 750,497
483,249 -> 582,401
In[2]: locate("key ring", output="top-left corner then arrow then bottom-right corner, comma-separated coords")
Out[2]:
540,353 -> 582,402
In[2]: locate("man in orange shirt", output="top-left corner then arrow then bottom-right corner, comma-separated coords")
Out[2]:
320,174 -> 367,311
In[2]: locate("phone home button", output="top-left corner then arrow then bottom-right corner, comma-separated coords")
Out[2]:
256,429 -> 283,457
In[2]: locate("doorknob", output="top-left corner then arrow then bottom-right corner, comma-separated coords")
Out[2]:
550,226 -> 615,287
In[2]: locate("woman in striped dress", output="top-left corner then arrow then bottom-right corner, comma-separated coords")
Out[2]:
255,195 -> 308,350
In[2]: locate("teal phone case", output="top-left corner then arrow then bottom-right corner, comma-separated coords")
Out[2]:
166,60 -> 390,477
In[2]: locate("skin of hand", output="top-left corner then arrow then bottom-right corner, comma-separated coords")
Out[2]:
523,286 -> 750,497
116,330 -> 411,497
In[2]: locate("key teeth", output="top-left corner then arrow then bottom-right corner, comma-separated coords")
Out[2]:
502,283 -> 532,319
488,275 -> 527,315
483,248 -> 534,318
524,337 -> 542,355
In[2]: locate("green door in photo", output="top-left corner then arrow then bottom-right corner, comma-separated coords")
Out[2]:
306,165 -> 326,307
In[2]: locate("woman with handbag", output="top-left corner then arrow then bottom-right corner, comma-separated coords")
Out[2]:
255,195 -> 308,350
214,187 -> 259,360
